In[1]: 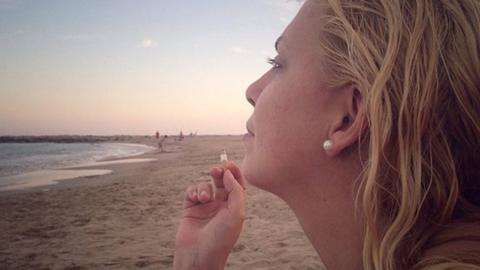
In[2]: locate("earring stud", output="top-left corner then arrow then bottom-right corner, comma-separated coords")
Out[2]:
323,140 -> 333,151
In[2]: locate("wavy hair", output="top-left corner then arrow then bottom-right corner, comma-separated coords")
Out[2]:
314,0 -> 480,269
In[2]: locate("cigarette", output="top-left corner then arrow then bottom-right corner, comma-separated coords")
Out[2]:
220,149 -> 228,163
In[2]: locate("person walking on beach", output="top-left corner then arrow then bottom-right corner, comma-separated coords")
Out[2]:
158,135 -> 167,152
174,0 -> 480,269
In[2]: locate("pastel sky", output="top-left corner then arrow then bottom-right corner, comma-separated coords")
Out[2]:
0,0 -> 302,135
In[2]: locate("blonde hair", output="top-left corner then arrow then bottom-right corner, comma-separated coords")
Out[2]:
315,0 -> 480,269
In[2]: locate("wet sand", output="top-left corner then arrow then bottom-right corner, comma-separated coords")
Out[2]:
0,135 -> 324,269
0,169 -> 113,191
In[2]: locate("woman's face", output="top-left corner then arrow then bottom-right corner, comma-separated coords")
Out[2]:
242,1 -> 342,194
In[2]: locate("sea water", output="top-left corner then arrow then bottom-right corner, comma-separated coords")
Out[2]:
0,142 -> 154,178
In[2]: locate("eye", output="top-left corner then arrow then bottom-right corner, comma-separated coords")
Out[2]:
267,57 -> 282,69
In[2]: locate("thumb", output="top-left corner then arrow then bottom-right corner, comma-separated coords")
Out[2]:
223,169 -> 245,217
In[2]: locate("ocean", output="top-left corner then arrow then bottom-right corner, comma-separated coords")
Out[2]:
0,143 -> 154,178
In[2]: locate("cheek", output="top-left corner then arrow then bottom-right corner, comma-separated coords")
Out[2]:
243,83 -> 327,192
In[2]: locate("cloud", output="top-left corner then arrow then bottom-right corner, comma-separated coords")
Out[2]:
230,47 -> 249,55
140,39 -> 158,48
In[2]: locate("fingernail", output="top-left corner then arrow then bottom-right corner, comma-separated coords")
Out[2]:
200,190 -> 207,198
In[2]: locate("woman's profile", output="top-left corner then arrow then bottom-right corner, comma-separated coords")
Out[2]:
173,0 -> 480,269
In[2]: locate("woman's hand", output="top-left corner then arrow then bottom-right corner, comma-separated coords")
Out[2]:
173,162 -> 246,270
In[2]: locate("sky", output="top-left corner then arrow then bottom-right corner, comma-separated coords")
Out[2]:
0,0 -> 302,135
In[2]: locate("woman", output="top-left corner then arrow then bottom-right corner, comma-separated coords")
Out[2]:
174,0 -> 480,269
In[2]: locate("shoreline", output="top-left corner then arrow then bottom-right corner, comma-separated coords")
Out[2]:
0,140 -> 159,192
0,135 -> 157,144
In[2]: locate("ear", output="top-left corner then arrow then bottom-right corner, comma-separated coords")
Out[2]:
325,87 -> 367,157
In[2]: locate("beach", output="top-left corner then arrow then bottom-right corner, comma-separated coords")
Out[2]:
0,135 -> 324,270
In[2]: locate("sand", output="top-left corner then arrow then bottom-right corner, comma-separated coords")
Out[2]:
0,169 -> 113,191
0,135 -> 324,270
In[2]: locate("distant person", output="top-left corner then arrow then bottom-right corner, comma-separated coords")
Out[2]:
158,135 -> 167,152
174,1 -> 480,269
155,131 -> 159,139
178,131 -> 184,141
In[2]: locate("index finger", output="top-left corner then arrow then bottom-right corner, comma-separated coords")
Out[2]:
225,161 -> 246,190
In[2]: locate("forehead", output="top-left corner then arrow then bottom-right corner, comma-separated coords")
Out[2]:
279,1 -> 326,53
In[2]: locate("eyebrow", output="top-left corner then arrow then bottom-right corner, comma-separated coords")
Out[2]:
275,36 -> 282,52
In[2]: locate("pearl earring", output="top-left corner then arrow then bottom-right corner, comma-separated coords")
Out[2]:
323,140 -> 333,151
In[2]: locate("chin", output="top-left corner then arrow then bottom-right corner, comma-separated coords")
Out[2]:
241,155 -> 261,187
241,155 -> 254,183
241,155 -> 278,194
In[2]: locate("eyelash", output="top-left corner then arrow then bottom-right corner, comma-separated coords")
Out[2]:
267,57 -> 282,69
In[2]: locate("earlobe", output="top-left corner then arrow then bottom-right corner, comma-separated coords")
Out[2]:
325,87 -> 366,157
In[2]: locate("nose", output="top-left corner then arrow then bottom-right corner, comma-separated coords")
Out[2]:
245,72 -> 270,107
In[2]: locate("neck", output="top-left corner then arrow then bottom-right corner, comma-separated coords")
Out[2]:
278,158 -> 365,270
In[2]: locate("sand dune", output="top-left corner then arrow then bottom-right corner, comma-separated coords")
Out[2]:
0,135 -> 324,269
